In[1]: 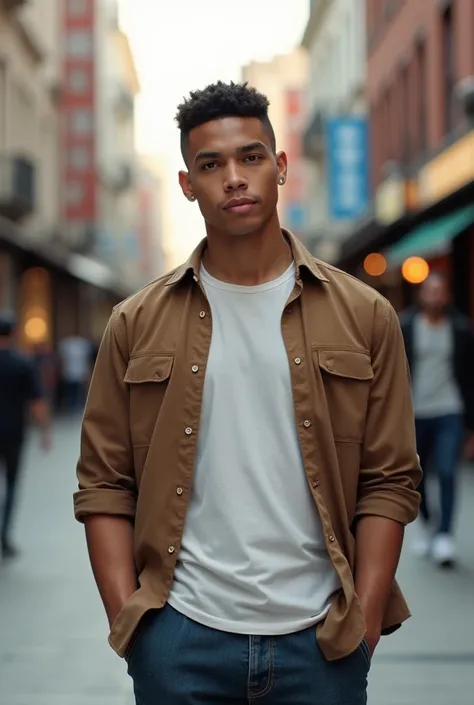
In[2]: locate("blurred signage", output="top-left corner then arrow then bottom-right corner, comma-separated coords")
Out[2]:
283,89 -> 306,236
418,130 -> 474,206
61,1 -> 97,224
375,176 -> 419,225
326,116 -> 369,221
375,177 -> 405,225
286,202 -> 305,231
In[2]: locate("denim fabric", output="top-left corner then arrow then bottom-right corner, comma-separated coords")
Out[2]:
127,603 -> 369,705
415,413 -> 464,533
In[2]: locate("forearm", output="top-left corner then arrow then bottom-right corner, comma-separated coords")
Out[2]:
354,515 -> 404,626
84,515 -> 138,627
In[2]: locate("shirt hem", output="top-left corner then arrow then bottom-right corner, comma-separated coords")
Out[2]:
166,594 -> 332,636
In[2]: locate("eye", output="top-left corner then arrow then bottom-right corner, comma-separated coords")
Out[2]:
201,162 -> 218,171
244,154 -> 263,164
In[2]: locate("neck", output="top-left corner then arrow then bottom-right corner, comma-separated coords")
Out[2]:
422,310 -> 446,324
203,214 -> 292,285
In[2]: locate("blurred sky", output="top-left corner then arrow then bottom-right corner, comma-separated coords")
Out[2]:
119,0 -> 309,266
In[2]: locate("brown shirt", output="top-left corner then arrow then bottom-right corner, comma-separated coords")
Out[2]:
74,231 -> 421,661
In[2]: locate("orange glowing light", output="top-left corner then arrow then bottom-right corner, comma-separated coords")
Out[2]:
363,253 -> 387,277
401,257 -> 430,284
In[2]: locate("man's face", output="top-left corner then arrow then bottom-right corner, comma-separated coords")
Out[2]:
419,275 -> 449,315
179,116 -> 287,237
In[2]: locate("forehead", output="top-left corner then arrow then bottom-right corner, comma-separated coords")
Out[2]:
186,116 -> 271,158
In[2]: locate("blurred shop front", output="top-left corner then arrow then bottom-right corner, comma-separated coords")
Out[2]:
0,216 -> 128,353
336,130 -> 474,317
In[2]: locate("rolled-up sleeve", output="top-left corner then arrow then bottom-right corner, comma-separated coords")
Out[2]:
355,298 -> 422,525
73,308 -> 136,522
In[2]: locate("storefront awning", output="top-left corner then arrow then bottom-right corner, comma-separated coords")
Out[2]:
385,204 -> 474,266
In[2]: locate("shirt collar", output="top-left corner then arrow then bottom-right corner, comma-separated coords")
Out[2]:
165,229 -> 330,287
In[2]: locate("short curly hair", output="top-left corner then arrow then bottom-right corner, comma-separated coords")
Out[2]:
175,81 -> 276,161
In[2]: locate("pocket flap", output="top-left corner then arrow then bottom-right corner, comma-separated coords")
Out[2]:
124,355 -> 174,384
317,349 -> 373,381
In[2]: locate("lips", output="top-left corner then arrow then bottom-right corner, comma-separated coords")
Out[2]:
223,198 -> 257,214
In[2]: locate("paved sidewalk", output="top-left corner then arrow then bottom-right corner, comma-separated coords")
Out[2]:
368,466 -> 474,704
1,419 -> 473,704
0,419 -> 133,705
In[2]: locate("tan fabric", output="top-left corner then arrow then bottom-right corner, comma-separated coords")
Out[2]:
74,231 -> 421,661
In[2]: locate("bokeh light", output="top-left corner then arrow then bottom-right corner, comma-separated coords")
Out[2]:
401,256 -> 430,284
363,253 -> 387,277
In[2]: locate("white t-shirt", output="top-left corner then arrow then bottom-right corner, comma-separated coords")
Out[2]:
59,336 -> 91,383
412,315 -> 463,418
168,262 -> 340,635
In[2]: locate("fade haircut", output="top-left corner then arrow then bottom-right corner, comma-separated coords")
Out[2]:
175,81 -> 276,162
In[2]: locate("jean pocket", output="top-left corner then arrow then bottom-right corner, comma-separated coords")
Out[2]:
357,638 -> 372,670
124,612 -> 151,666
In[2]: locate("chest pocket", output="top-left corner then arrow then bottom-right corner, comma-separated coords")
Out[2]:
124,354 -> 174,446
313,348 -> 373,442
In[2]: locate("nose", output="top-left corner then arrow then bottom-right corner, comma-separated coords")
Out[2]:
224,162 -> 248,192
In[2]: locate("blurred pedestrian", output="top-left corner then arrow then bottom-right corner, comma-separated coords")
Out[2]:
32,340 -> 58,410
74,82 -> 421,705
0,312 -> 52,560
58,333 -> 91,414
401,272 -> 474,567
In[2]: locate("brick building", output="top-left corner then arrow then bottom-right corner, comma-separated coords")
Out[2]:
338,0 -> 474,314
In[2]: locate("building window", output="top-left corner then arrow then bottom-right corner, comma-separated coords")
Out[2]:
65,181 -> 85,206
415,39 -> 427,157
442,3 -> 456,134
69,68 -> 90,93
65,29 -> 93,58
69,109 -> 93,135
68,0 -> 89,17
400,63 -> 410,165
69,146 -> 91,171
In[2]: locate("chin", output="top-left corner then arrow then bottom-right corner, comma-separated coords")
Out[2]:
222,217 -> 267,238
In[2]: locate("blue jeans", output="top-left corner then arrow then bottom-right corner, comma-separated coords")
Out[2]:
126,604 -> 369,704
415,413 -> 464,534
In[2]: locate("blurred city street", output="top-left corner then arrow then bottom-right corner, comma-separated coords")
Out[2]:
0,419 -> 133,705
0,419 -> 473,705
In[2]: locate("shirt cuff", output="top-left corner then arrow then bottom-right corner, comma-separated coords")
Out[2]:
354,490 -> 420,526
73,488 -> 137,523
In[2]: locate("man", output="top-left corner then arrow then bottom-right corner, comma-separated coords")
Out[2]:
400,273 -> 474,568
74,82 -> 421,704
0,313 -> 51,559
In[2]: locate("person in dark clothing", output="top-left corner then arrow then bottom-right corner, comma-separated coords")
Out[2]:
400,273 -> 474,567
0,312 -> 52,559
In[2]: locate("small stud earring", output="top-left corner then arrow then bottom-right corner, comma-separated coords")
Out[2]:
279,176 -> 285,185
188,194 -> 196,202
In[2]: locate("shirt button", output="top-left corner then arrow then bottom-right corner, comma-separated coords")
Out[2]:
304,420 -> 312,428
168,545 -> 176,554
185,427 -> 193,435
294,357 -> 302,365
191,365 -> 199,373
176,487 -> 184,496
328,535 -> 335,543
199,311 -> 206,319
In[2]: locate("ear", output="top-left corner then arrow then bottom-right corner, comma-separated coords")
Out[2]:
179,170 -> 194,201
276,151 -> 288,184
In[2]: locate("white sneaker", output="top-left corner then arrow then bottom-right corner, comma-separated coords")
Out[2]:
431,533 -> 456,568
410,521 -> 432,558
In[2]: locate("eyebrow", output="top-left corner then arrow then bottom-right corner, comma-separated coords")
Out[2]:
194,141 -> 268,163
